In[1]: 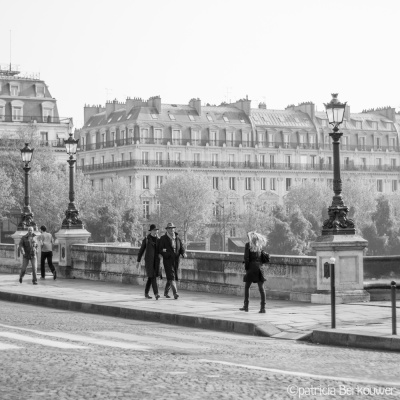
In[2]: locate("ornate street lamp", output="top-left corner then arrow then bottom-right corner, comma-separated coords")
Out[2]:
61,132 -> 84,229
18,143 -> 36,230
322,93 -> 355,235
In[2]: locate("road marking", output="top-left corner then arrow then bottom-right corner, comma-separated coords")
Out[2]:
0,332 -> 88,349
93,331 -> 206,349
0,324 -> 148,351
198,359 -> 400,387
0,341 -> 21,350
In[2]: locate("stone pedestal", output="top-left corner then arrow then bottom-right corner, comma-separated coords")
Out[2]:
310,234 -> 370,304
55,229 -> 91,267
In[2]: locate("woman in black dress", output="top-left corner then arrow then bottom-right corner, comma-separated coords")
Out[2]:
240,231 -> 268,313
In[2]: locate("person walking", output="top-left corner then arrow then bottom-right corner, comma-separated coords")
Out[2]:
137,224 -> 161,300
39,225 -> 57,280
18,226 -> 39,285
240,231 -> 268,313
159,222 -> 187,299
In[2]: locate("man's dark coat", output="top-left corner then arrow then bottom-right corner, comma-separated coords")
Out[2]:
159,232 -> 186,281
137,235 -> 161,278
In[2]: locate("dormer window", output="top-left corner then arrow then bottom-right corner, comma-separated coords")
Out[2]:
188,114 -> 195,121
240,117 -> 246,123
355,121 -> 362,129
36,85 -> 45,98
321,119 -> 328,127
168,113 -> 175,121
10,84 -> 19,96
151,114 -> 158,119
371,121 -> 378,130
206,114 -> 213,122
386,122 -> 392,130
223,116 -> 229,123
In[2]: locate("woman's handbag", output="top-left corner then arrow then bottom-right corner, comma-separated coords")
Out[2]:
261,250 -> 270,264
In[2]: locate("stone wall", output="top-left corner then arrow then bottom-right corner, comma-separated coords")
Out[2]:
0,244 -> 14,259
67,244 -> 317,302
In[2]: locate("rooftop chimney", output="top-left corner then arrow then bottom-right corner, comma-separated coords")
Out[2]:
189,98 -> 202,116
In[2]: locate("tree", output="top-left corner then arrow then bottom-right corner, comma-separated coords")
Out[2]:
289,207 -> 316,255
361,223 -> 386,255
157,171 -> 215,243
267,219 -> 298,255
239,199 -> 274,238
385,228 -> 400,255
0,168 -> 17,217
371,196 -> 393,236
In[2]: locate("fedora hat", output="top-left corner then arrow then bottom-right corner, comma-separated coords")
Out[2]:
165,222 -> 176,229
149,224 -> 159,231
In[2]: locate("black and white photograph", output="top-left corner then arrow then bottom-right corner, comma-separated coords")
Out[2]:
0,0 -> 400,399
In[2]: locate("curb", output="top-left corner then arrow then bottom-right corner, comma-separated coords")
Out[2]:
311,329 -> 400,352
0,290 -> 280,338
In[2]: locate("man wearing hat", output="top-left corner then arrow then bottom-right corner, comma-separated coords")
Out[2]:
137,224 -> 162,300
159,222 -> 187,299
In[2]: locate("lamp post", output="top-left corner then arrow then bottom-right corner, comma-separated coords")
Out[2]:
18,143 -> 36,230
61,132 -> 83,229
322,93 -> 355,235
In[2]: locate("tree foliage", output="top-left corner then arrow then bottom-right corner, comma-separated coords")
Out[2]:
157,171 -> 215,243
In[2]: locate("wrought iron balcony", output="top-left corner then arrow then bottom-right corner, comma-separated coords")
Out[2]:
0,115 -> 71,124
77,159 -> 400,173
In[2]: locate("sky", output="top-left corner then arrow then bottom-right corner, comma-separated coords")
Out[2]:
1,0 -> 399,128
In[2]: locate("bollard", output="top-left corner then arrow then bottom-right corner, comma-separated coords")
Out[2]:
391,281 -> 397,335
330,257 -> 336,329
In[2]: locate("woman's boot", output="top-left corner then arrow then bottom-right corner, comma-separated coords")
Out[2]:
239,301 -> 249,312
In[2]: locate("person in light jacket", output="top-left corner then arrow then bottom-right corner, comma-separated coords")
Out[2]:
240,231 -> 268,313
137,224 -> 162,300
159,222 -> 187,299
39,225 -> 56,280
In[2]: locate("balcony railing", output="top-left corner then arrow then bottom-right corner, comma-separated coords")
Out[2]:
77,159 -> 400,173
0,115 -> 71,124
0,138 -> 65,148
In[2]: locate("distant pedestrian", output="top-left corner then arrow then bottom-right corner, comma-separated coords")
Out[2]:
240,231 -> 269,313
18,226 -> 39,285
137,224 -> 162,300
159,222 -> 187,299
39,225 -> 56,280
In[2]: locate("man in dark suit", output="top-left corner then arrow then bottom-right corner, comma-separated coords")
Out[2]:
159,222 -> 187,299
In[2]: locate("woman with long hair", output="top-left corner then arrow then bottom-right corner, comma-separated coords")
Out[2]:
240,231 -> 268,313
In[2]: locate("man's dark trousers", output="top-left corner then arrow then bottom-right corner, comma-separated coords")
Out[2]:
41,251 -> 55,278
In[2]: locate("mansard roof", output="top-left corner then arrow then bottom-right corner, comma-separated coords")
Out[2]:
250,109 -> 314,129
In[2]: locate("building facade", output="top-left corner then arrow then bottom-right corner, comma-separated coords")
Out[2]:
0,64 -> 71,163
76,95 -> 400,244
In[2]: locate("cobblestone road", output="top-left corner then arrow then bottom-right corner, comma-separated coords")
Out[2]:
0,301 -> 399,400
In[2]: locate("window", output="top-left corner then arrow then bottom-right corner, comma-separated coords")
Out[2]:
299,135 -> 305,148
36,85 -> 45,97
392,180 -> 398,192
355,121 -> 362,129
390,138 -> 396,149
230,227 -> 236,237
376,138 -> 382,150
327,156 -> 332,165
193,153 -> 200,166
151,114 -> 158,120
377,180 -> 383,192
376,158 -> 382,169
81,159 -> 85,168
268,133 -> 274,147
143,176 -> 149,189
261,178 -> 266,190
342,136 -> 348,150
188,114 -> 195,121
213,177 -> 219,190
223,116 -> 229,123
285,155 -> 291,168
168,113 -> 175,121
229,202 -> 237,218
142,152 -> 149,165
172,129 -> 181,144
286,178 -> 292,191
344,157 -> 350,166
129,176 -> 132,186
102,133 -> 106,144
121,153 -> 124,162
156,152 -> 162,165
10,85 -> 19,96
361,158 -> 367,168
143,201 -> 150,219
245,177 -> 251,190
229,177 -> 236,190
283,134 -> 290,148
129,152 -> 133,160
270,178 -> 276,191
91,157 -> 95,166
359,137 -> 366,150
0,105 -> 4,121
101,156 -> 105,164
156,176 -> 163,189
100,179 -> 104,191
154,129 -> 162,143
210,130 -> 218,146
140,129 -> 149,143
43,108 -> 53,122
259,154 -> 266,167
244,154 -> 251,167
226,131 -> 234,146
211,153 -> 218,166
386,122 -> 392,130
206,114 -> 213,122
371,121 -> 378,130
111,155 -> 115,163
40,132 -> 48,142
12,106 -> 22,121
228,154 -> 235,166
270,154 -> 275,166
191,129 -> 200,145
309,135 -> 316,148
310,155 -> 316,167
156,201 -> 161,215
391,159 -> 397,168
242,132 -> 250,147
175,152 -> 181,164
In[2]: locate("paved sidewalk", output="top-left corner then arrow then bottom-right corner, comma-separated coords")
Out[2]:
0,272 -> 399,351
